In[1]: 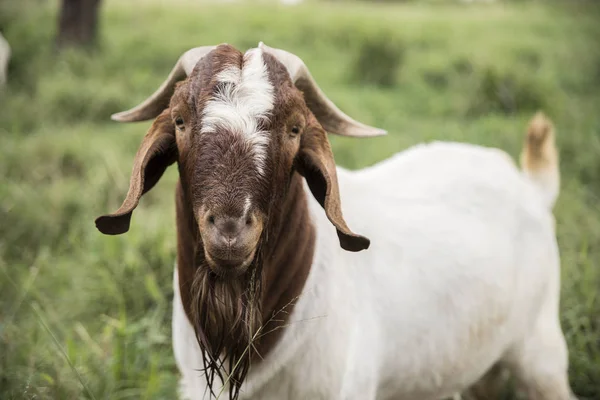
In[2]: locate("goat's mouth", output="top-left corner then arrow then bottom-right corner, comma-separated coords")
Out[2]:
204,248 -> 256,278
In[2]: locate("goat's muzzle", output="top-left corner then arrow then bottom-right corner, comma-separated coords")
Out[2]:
199,210 -> 263,277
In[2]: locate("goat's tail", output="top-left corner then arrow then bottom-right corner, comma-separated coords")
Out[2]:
519,111 -> 560,209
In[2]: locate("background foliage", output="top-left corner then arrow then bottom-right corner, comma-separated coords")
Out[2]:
1,0 -> 599,399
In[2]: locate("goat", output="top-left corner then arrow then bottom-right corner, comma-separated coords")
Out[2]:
0,32 -> 10,87
95,43 -> 575,400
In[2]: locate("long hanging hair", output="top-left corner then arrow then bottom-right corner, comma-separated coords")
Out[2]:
189,246 -> 265,400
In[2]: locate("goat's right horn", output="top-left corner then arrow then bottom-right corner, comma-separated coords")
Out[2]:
259,42 -> 386,138
111,46 -> 219,123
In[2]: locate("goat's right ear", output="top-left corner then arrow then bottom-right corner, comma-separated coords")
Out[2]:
95,109 -> 177,235
296,118 -> 370,252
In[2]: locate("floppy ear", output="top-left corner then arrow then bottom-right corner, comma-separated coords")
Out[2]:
95,109 -> 177,235
296,121 -> 370,252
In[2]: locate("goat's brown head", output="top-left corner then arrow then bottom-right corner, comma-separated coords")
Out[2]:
95,43 -> 384,267
95,42 -> 385,397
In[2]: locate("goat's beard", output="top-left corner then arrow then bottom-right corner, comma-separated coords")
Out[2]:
190,249 -> 264,400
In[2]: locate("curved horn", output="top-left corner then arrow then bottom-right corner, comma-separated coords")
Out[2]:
111,46 -> 220,123
259,42 -> 386,138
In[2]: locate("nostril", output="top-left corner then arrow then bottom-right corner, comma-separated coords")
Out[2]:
207,215 -> 215,225
245,216 -> 252,226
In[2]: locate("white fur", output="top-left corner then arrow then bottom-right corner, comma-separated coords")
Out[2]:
0,32 -> 10,86
243,195 -> 252,217
173,141 -> 570,399
201,49 -> 274,176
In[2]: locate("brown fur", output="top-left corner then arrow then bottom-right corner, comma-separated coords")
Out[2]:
95,44 -> 369,399
175,172 -> 315,398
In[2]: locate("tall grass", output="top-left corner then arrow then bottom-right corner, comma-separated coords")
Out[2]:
1,0 -> 599,399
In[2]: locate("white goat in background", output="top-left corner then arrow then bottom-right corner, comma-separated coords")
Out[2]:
0,32 -> 11,87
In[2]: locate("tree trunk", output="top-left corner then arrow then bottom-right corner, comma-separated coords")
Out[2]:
56,0 -> 102,50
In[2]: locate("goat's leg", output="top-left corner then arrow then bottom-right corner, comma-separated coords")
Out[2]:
504,303 -> 576,400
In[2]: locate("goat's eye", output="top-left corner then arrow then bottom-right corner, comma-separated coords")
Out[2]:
290,125 -> 301,136
175,116 -> 185,130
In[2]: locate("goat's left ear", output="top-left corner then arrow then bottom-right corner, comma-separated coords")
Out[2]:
95,109 -> 177,235
296,123 -> 370,252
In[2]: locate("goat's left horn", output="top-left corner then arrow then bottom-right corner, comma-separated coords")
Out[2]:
111,45 -> 220,123
259,42 -> 387,138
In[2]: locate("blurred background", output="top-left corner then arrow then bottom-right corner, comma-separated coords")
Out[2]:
1,0 -> 599,398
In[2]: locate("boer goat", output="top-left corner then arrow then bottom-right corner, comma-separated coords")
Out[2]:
96,43 -> 574,400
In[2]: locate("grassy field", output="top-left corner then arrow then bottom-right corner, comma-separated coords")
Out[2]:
1,0 -> 599,398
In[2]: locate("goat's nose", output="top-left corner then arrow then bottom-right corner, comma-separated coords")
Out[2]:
208,215 -> 248,246
202,210 -> 261,270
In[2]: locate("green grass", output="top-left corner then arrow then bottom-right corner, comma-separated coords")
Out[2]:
1,0 -> 599,398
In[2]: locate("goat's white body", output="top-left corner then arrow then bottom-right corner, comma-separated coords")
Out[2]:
174,141 -> 566,400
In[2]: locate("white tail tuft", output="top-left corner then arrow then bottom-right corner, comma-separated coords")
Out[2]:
519,111 -> 560,209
